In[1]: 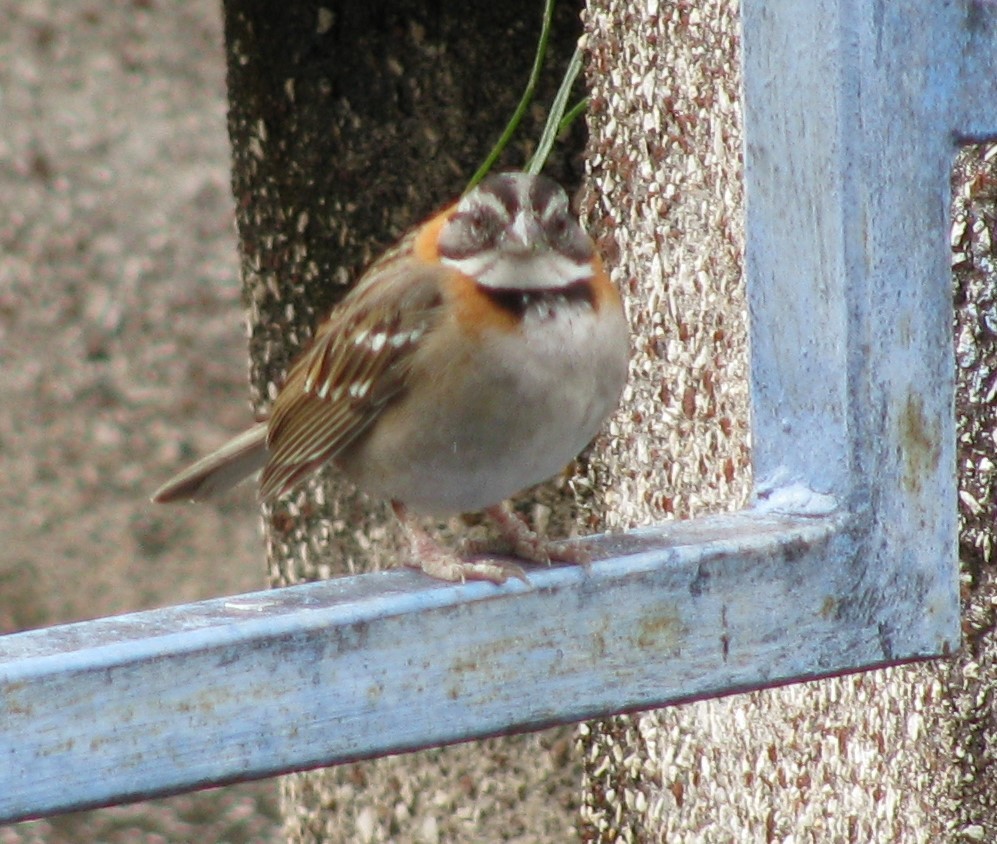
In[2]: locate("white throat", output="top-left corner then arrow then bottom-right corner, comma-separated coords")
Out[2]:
442,251 -> 593,291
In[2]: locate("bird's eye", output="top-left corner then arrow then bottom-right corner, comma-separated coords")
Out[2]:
541,207 -> 594,262
468,209 -> 486,232
466,207 -> 499,243
545,211 -> 572,243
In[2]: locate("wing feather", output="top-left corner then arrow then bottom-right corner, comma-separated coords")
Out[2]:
258,255 -> 447,501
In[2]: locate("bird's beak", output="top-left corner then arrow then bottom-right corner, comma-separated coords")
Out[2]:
503,212 -> 544,256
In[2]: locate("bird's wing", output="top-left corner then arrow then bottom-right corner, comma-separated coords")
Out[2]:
258,256 -> 449,501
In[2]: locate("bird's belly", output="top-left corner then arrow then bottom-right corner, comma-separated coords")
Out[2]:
339,300 -> 627,515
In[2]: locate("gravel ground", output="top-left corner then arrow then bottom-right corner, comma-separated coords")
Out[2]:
1,1 -> 282,839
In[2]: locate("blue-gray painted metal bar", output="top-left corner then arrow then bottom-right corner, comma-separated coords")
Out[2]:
956,0 -> 997,141
742,0 -> 994,663
3,0 -> 996,825
0,511 -> 913,823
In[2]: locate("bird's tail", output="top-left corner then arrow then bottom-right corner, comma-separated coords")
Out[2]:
152,422 -> 268,503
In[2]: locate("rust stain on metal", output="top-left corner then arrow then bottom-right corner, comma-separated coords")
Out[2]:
0,682 -> 32,717
720,604 -> 730,663
636,604 -> 684,651
449,656 -> 480,675
899,392 -> 940,494
820,595 -> 838,619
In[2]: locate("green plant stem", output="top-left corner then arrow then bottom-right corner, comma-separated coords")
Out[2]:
465,0 -> 556,193
526,39 -> 586,175
558,96 -> 589,135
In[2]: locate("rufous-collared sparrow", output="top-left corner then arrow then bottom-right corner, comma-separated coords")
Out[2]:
154,171 -> 629,583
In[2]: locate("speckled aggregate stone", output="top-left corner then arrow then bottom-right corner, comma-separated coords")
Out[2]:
576,1 -> 995,842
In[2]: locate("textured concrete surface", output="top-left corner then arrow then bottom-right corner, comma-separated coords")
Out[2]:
0,2 -> 280,840
578,1 -> 996,841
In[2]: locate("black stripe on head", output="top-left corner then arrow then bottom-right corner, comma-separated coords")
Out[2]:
479,173 -> 527,218
438,172 -> 595,266
529,176 -> 594,264
437,174 -> 522,261
528,174 -> 566,219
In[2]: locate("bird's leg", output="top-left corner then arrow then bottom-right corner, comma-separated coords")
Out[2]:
391,501 -> 527,584
473,502 -> 591,566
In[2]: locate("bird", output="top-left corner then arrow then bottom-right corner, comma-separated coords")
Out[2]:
153,171 -> 629,583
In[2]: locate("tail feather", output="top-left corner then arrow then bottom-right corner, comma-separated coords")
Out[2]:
152,422 -> 269,503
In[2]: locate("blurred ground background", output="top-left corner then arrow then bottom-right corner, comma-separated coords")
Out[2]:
1,0 -> 283,839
